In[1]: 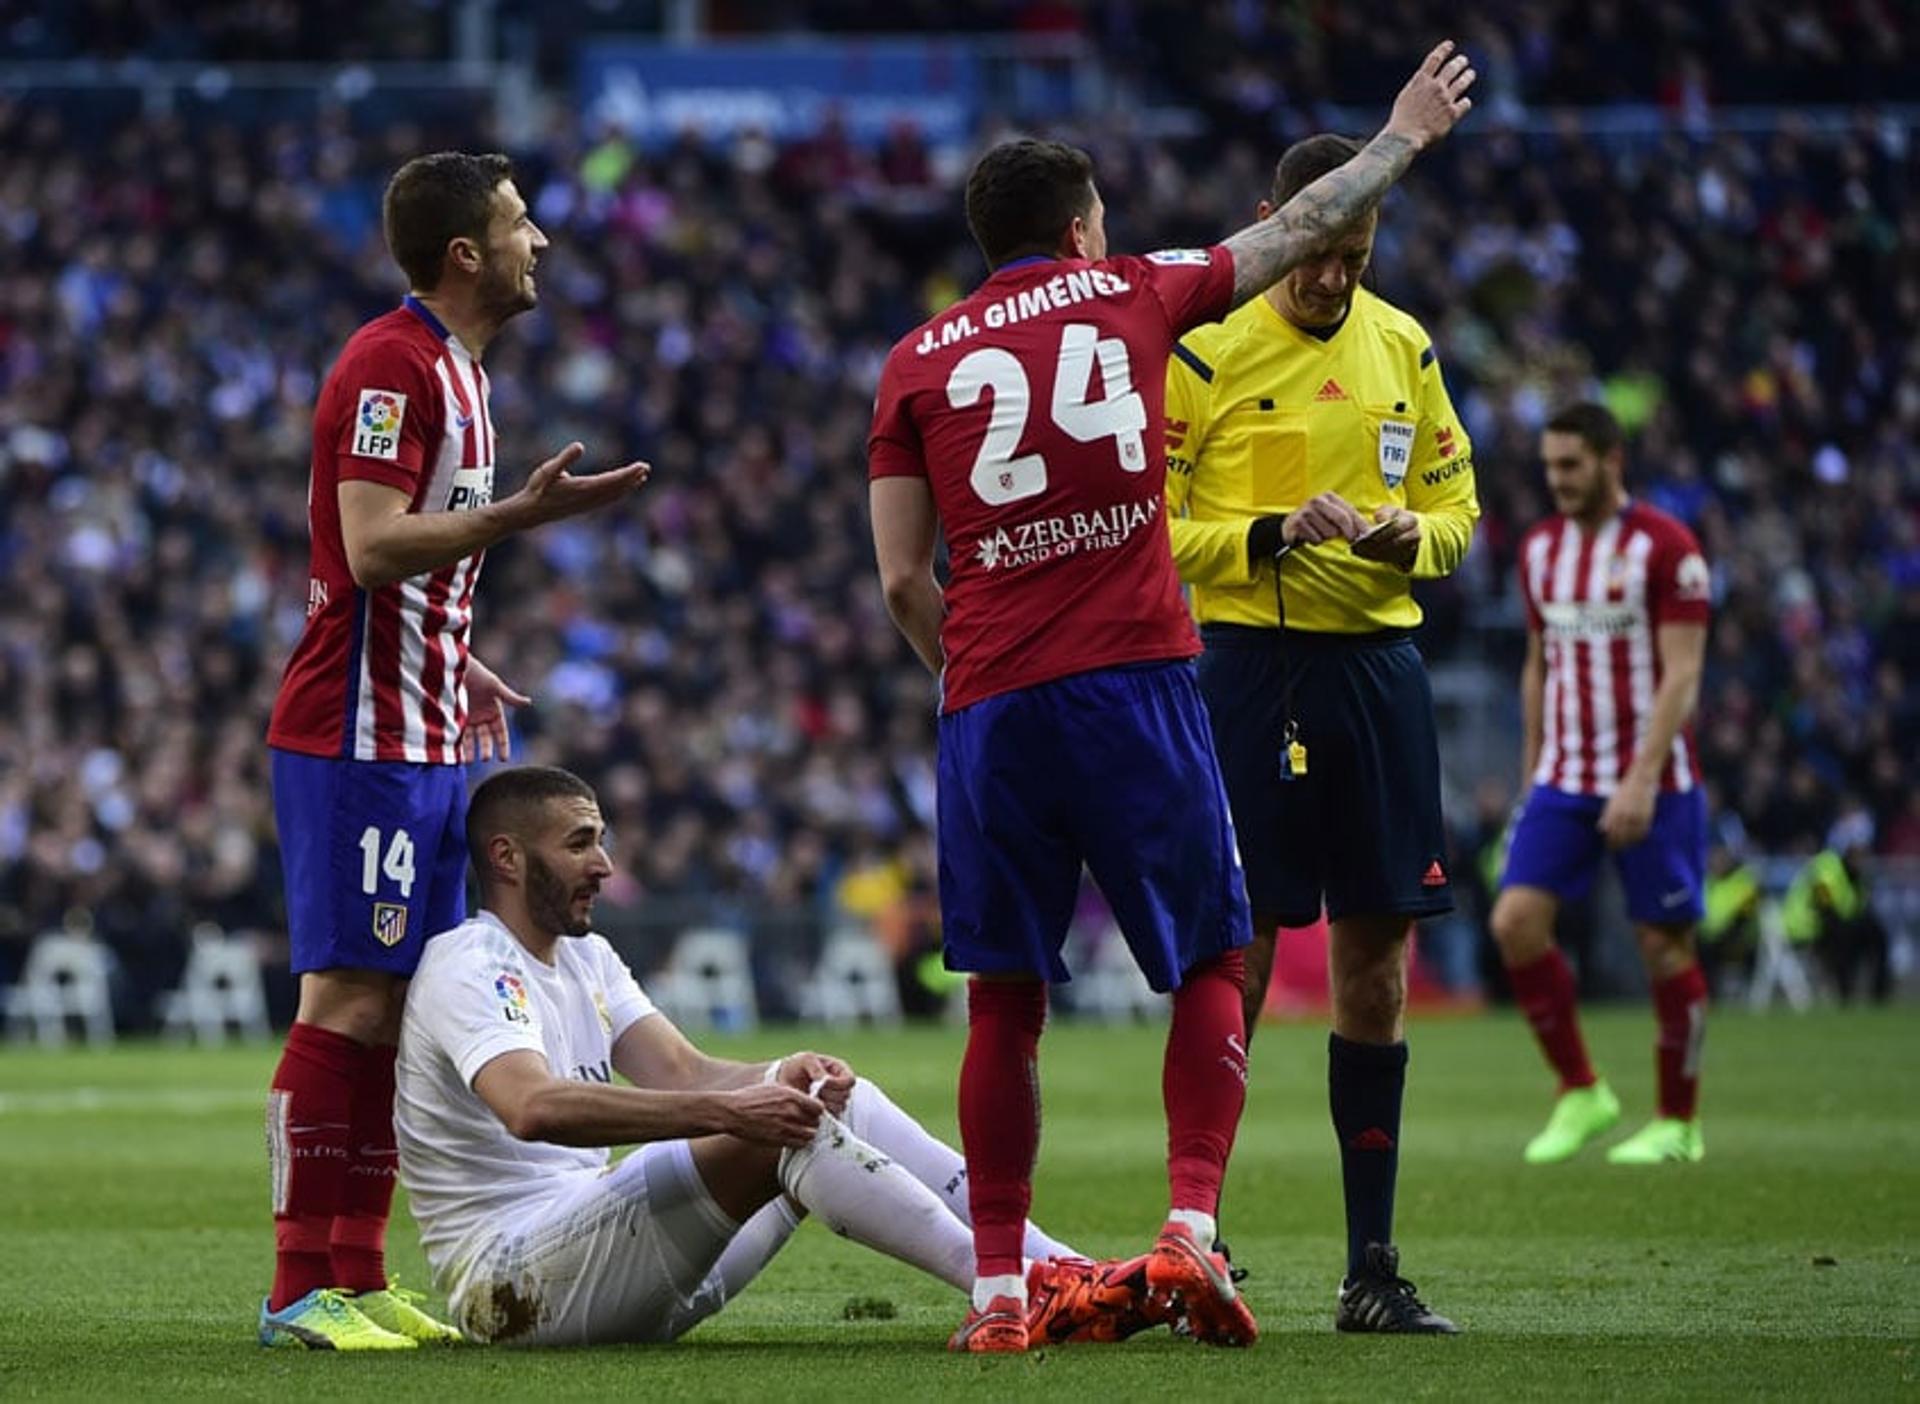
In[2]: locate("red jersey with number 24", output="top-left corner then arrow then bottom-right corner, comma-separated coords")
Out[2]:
869,248 -> 1235,712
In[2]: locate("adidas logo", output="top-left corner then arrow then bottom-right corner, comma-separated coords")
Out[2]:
1421,860 -> 1447,888
1315,378 -> 1348,402
1348,1126 -> 1396,1152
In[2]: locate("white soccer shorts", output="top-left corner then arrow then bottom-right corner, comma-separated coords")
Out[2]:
449,1139 -> 798,1346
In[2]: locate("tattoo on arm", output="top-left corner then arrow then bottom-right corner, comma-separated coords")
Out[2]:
1222,132 -> 1419,308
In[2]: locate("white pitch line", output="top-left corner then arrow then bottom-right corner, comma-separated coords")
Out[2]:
0,1087 -> 263,1116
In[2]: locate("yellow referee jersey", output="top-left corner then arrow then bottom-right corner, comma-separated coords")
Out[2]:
1164,286 -> 1479,632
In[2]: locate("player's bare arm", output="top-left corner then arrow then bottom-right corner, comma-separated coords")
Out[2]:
473,1046 -> 825,1149
870,476 -> 945,676
611,1016 -> 855,1114
1222,42 -> 1475,309
1598,621 -> 1706,849
338,442 -> 650,589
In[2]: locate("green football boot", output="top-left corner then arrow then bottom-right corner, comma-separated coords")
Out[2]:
1522,1079 -> 1622,1164
1606,1117 -> 1704,1164
258,1288 -> 416,1350
350,1284 -> 465,1345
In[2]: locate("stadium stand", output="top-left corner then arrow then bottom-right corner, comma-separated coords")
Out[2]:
0,8 -> 1915,1026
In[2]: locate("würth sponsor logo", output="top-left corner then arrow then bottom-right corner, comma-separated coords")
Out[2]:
974,496 -> 1160,572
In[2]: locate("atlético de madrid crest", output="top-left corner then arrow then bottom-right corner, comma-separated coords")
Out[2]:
372,901 -> 408,947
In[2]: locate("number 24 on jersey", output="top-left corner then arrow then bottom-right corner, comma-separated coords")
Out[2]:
947,322 -> 1147,506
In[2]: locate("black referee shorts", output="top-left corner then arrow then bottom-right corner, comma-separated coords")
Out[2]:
1197,623 -> 1454,928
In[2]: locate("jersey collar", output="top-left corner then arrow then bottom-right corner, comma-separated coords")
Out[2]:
403,293 -> 454,344
1257,285 -> 1364,347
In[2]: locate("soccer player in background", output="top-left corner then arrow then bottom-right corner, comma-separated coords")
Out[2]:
1490,403 -> 1713,1165
395,766 -> 1157,1348
260,153 -> 650,1350
869,44 -> 1475,1352
1163,133 -> 1480,1333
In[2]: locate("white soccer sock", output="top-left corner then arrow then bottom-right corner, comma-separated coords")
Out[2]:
1168,1207 -> 1217,1247
972,1273 -> 1026,1312
663,1197 -> 804,1339
842,1078 -> 1080,1263
778,1113 -> 975,1292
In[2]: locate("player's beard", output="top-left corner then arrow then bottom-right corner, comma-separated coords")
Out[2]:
526,852 -> 594,938
476,250 -> 536,321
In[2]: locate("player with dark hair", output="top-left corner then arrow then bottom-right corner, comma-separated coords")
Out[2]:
394,767 -> 1159,1348
869,44 -> 1475,1353
1163,128 -> 1482,1334
1491,403 -> 1714,1166
260,152 -> 650,1350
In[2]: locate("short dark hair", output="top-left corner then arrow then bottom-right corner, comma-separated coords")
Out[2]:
382,151 -> 514,291
1545,402 -> 1625,460
466,765 -> 598,878
1270,134 -> 1366,206
964,139 -> 1096,269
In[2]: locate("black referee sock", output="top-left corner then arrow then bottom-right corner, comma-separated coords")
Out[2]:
1328,1032 -> 1409,1279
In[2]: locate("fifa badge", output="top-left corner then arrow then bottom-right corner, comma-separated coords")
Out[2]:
1378,419 -> 1414,491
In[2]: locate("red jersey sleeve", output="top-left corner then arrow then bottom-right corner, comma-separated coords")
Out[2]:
866,348 -> 927,481
1649,523 -> 1712,627
1519,530 -> 1545,632
1117,246 -> 1235,338
331,342 -> 441,495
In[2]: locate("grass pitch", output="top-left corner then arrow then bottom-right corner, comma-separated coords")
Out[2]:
2,1008 -> 1916,1399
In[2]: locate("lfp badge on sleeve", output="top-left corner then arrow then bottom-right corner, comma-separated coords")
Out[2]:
1378,419 -> 1414,491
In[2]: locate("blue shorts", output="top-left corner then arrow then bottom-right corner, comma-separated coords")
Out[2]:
1198,626 -> 1453,927
1502,782 -> 1708,925
936,661 -> 1253,992
271,749 -> 470,976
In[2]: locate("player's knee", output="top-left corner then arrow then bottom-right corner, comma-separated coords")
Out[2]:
295,970 -> 401,1044
1489,894 -> 1550,962
1635,924 -> 1696,978
1332,958 -> 1405,1038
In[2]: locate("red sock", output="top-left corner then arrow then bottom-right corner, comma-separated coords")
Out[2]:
332,1043 -> 398,1294
267,1022 -> 360,1309
1507,948 -> 1596,1091
1164,949 -> 1248,1216
1652,964 -> 1708,1120
959,980 -> 1046,1280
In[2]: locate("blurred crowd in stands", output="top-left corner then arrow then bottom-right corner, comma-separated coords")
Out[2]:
1,6 -> 1916,1020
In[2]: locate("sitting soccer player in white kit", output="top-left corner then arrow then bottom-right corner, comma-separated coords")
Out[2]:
394,764 -> 1165,1346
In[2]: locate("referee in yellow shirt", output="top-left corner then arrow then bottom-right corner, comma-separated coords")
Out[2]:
1165,133 -> 1478,1334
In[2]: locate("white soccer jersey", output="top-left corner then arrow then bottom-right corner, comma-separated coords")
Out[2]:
395,911 -> 657,1296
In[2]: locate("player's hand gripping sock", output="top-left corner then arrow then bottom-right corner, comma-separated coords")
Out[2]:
776,1113 -> 976,1293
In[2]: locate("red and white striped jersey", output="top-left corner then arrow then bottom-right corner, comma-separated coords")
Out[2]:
268,297 -> 496,763
1518,501 -> 1711,796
